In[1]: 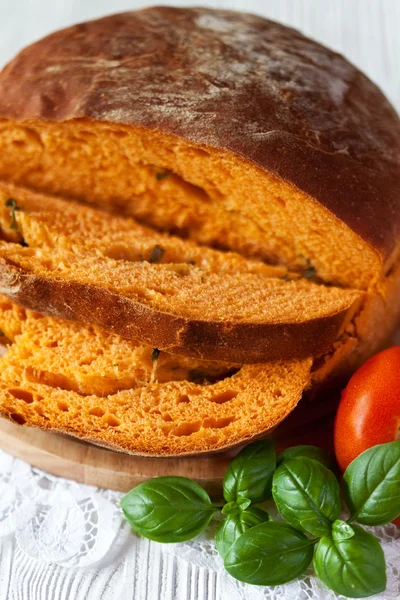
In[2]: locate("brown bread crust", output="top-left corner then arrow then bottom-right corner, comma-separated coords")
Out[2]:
0,255 -> 360,364
0,7 -> 399,261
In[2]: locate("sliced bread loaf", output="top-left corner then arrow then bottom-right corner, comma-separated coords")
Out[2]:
0,7 -> 399,457
0,8 -> 399,289
0,184 -> 362,363
0,295 -> 311,455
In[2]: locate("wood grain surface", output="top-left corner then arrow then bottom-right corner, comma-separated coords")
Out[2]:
0,419 -> 230,495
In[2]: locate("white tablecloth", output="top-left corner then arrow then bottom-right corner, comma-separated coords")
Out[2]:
0,1 -> 399,599
0,450 -> 400,600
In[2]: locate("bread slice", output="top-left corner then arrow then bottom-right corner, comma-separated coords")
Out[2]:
0,183 -> 362,363
1,8 -> 399,289
0,182 -> 289,278
0,295 -> 311,456
0,118 -> 386,291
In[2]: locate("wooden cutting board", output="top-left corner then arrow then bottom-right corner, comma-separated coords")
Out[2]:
0,397 -> 337,496
0,419 -> 232,496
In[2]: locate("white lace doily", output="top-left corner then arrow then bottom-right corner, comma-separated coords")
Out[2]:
0,449 -> 399,600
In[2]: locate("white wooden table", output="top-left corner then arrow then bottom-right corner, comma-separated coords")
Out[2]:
0,2 -> 399,599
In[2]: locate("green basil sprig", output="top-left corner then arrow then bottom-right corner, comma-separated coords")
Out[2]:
216,507 -> 270,559
224,522 -> 315,586
272,457 -> 341,537
343,441 -> 400,525
222,440 -> 275,504
314,525 -> 386,598
121,476 -> 218,542
121,440 -> 396,598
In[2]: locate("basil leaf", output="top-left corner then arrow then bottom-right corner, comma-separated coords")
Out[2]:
343,441 -> 400,525
314,525 -> 386,598
332,519 -> 355,541
216,507 -> 270,559
222,501 -> 239,516
223,440 -> 276,503
151,348 -> 161,361
5,198 -> 21,230
120,476 -> 217,542
304,266 -> 317,279
156,171 -> 170,181
224,522 -> 314,586
272,457 -> 341,537
237,497 -> 251,511
148,244 -> 165,263
276,445 -> 333,470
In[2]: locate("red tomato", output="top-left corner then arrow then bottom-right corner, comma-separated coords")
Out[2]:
334,346 -> 400,526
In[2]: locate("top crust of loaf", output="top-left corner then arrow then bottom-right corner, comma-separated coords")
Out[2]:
0,7 -> 399,262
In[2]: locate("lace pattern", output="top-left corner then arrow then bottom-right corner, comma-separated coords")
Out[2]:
0,449 -> 399,599
0,451 -> 123,568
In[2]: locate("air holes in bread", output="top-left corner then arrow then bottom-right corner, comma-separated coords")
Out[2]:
178,395 -> 190,404
35,405 -> 49,419
103,414 -> 121,427
209,390 -> 237,404
89,407 -> 105,417
57,401 -> 69,412
203,416 -> 235,429
46,341 -> 59,348
172,421 -> 202,436
9,389 -> 34,403
10,412 -> 26,425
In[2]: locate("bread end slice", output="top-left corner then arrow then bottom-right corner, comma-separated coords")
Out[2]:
0,296 -> 312,455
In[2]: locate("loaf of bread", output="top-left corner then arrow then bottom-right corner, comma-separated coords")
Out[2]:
0,7 -> 399,293
0,295 -> 311,455
0,7 -> 399,454
0,183 -> 361,363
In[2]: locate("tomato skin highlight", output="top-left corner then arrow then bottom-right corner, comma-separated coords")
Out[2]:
334,346 -> 400,526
